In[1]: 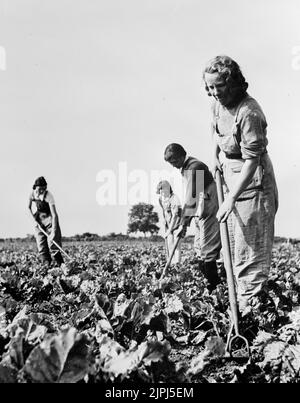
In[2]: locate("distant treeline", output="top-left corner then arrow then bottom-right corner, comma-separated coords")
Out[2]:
0,232 -> 195,243
0,233 -> 298,244
273,236 -> 300,245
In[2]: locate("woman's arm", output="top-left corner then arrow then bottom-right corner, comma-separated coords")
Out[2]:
165,195 -> 182,237
49,203 -> 59,235
165,211 -> 179,237
216,98 -> 266,222
159,198 -> 168,231
217,157 -> 260,222
28,197 -> 37,223
212,131 -> 222,177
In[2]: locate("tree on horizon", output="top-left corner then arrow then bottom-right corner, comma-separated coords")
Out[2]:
127,203 -> 159,237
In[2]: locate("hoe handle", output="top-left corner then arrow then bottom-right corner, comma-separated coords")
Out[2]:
215,170 -> 240,334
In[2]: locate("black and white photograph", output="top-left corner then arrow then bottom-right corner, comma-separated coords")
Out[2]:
1,0 -> 300,388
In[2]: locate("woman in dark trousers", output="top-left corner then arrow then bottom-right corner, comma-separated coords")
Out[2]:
203,55 -> 278,312
28,176 -> 64,266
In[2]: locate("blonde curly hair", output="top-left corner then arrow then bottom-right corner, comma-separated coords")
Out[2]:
203,55 -> 248,101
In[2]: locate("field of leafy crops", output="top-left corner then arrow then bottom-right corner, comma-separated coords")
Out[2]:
1,239 -> 300,383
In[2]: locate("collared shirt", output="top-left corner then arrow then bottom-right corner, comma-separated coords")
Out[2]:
159,193 -> 182,228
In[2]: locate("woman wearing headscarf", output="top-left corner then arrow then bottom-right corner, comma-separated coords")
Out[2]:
157,180 -> 182,265
28,176 -> 64,266
203,55 -> 278,312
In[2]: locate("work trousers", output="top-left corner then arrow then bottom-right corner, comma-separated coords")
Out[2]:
223,154 -> 278,311
35,215 -> 63,265
193,181 -> 221,262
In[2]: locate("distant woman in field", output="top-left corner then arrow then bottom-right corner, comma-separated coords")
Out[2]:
203,55 -> 278,312
28,176 -> 64,266
157,180 -> 182,265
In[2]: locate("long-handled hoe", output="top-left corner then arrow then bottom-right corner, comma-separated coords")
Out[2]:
164,236 -> 169,259
215,170 -> 250,359
37,223 -> 72,261
159,232 -> 182,288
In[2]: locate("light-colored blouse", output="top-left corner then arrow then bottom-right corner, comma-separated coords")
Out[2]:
213,94 -> 268,159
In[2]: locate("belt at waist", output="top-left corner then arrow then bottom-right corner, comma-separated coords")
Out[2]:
225,151 -> 268,160
225,153 -> 242,159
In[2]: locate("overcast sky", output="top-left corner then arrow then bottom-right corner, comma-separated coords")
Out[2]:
0,0 -> 300,238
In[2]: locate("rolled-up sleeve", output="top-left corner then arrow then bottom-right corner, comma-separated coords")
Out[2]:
240,110 -> 268,159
